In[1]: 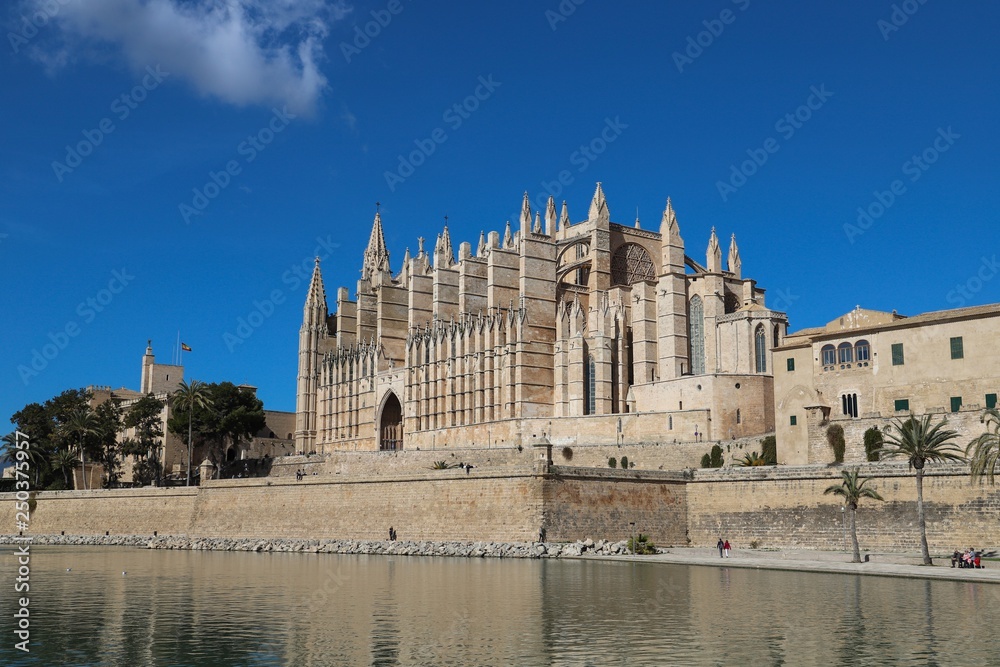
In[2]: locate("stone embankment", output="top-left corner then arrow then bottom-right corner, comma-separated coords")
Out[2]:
0,534 -> 634,559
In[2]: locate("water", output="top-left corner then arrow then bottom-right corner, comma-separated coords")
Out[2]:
2,546 -> 998,666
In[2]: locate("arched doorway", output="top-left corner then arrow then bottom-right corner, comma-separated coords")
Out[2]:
379,393 -> 403,451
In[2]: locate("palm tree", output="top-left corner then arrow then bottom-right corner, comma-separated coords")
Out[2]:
824,468 -> 884,563
51,449 -> 80,489
3,432 -> 49,488
171,380 -> 212,486
967,408 -> 1000,485
61,408 -> 99,490
880,415 -> 965,565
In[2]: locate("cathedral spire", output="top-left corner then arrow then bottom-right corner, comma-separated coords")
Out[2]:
559,200 -> 570,231
477,230 -> 487,257
503,221 -> 513,248
519,192 -> 532,233
728,233 -> 742,279
660,197 -> 682,243
635,206 -> 641,229
361,208 -> 391,284
435,224 -> 455,268
588,182 -> 610,224
533,211 -> 542,234
545,196 -> 557,236
303,256 -> 328,328
707,227 -> 722,273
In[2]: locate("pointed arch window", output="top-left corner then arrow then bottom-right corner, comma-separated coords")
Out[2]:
754,325 -> 767,373
585,354 -> 596,415
689,296 -> 705,375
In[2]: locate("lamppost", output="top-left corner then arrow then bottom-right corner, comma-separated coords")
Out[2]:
841,506 -> 847,552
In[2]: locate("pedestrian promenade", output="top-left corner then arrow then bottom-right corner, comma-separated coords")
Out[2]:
583,547 -> 1000,583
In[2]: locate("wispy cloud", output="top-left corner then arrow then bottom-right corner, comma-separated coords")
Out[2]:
20,0 -> 351,115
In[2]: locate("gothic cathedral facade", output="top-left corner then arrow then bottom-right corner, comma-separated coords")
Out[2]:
295,184 -> 787,454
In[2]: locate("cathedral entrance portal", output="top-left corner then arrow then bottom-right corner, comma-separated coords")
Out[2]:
379,393 -> 403,451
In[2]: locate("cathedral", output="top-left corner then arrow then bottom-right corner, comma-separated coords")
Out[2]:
295,184 -> 787,454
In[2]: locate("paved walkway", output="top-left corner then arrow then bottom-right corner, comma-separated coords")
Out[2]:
580,547 -> 1000,583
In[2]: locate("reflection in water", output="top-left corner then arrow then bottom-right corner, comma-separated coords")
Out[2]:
1,547 -> 999,666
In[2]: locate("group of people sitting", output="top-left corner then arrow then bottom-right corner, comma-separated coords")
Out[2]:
951,548 -> 984,568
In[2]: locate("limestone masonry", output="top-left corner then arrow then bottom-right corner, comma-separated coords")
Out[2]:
296,184 -> 787,454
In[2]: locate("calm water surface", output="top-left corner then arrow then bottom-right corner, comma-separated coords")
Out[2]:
1,546 -> 998,666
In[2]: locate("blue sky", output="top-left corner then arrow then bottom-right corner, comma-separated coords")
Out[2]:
2,0 -> 998,426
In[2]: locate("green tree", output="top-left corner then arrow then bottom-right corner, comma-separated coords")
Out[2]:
60,408 -> 100,490
966,408 -> 1000,485
10,389 -> 94,489
823,468 -> 884,563
122,394 -> 166,486
50,449 -> 79,489
827,424 -> 846,464
880,415 -> 965,565
92,399 -> 123,488
168,382 -> 266,481
863,427 -> 883,462
169,380 -> 213,486
608,457 -> 617,468
760,435 -> 777,465
709,444 -> 724,468
700,453 -> 711,468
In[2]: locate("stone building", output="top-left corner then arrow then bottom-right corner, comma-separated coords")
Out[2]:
89,343 -> 295,483
773,303 -> 1000,464
295,184 -> 787,454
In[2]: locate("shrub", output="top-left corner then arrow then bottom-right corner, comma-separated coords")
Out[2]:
761,435 -> 777,465
700,453 -> 712,468
608,457 -> 617,468
620,456 -> 629,469
863,427 -> 883,462
710,444 -> 724,468
627,533 -> 657,555
736,451 -> 768,467
827,424 -> 846,463
561,446 -> 573,461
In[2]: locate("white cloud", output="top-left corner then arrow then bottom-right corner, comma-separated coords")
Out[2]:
24,0 -> 351,114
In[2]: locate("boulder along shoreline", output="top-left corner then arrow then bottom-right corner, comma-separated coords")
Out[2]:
0,534 -> 635,559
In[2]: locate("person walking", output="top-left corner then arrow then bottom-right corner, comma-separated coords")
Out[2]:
717,538 -> 724,558
723,539 -> 731,558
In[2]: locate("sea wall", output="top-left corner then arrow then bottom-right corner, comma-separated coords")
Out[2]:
6,487 -> 198,536
686,463 -> 999,551
2,463 -> 998,553
543,467 -> 688,546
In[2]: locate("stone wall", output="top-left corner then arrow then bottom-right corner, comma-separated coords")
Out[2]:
7,487 -> 198,536
806,410 -> 985,466
543,467 -> 688,546
3,462 -> 998,554
686,463 -> 1000,552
